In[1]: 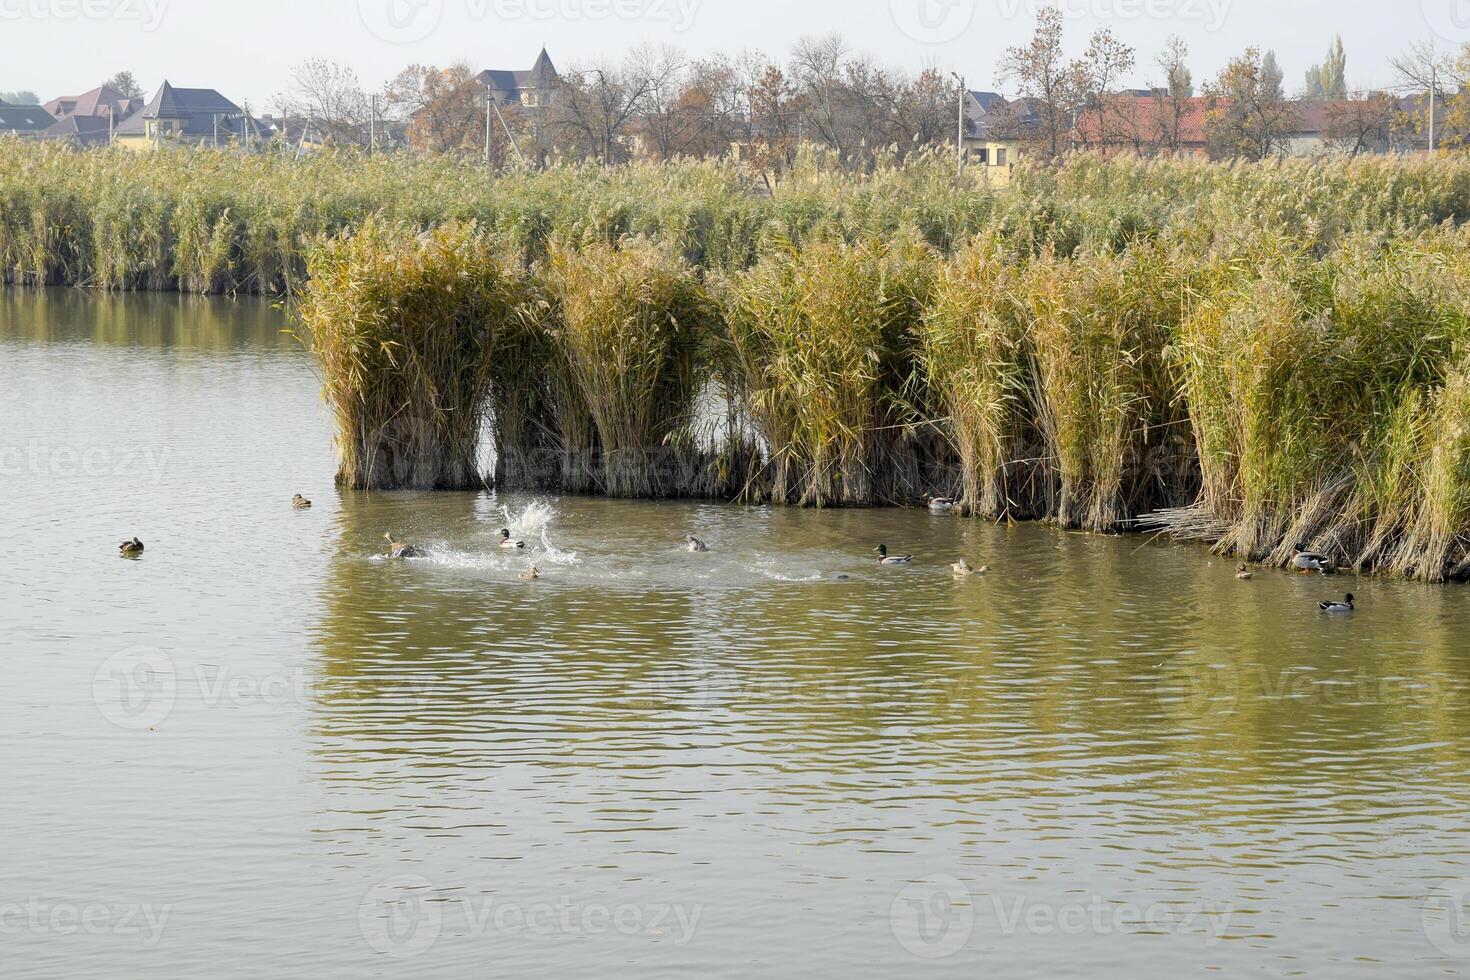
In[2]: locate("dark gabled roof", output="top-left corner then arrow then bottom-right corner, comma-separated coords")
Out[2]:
967,90 -> 1005,113
478,48 -> 558,93
142,80 -> 240,120
0,101 -> 56,132
37,114 -> 112,145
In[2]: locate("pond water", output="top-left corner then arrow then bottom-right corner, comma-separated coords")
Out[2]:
5,288 -> 1470,978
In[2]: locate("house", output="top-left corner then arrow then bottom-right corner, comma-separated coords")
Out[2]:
37,115 -> 113,146
962,94 -> 1040,184
43,84 -> 141,124
113,81 -> 263,150
0,100 -> 57,138
477,48 -> 558,109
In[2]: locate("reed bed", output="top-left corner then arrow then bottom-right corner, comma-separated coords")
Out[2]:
13,139 -> 1470,579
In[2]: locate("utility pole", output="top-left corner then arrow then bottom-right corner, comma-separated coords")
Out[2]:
951,72 -> 966,178
485,96 -> 493,167
1430,63 -> 1437,154
370,94 -> 377,155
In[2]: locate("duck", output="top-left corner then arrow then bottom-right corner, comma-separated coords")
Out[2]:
499,528 -> 526,550
119,537 -> 144,556
1236,564 -> 1254,581
1319,593 -> 1355,614
292,494 -> 312,510
520,564 -> 540,581
686,535 -> 710,553
1292,547 -> 1333,575
875,545 -> 913,565
383,532 -> 425,560
951,559 -> 990,577
927,496 -> 956,514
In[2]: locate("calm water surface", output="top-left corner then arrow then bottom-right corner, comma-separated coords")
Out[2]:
5,288 -> 1470,978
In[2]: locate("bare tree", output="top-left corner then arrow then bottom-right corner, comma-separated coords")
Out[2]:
276,59 -> 372,147
1324,94 -> 1396,156
998,7 -> 1081,159
1074,27 -> 1136,150
549,54 -> 657,162
628,45 -> 694,161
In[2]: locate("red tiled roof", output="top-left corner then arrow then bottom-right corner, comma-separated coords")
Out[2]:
1073,95 -> 1214,148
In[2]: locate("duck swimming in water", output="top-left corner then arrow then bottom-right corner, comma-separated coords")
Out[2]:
292,494 -> 312,510
1236,564 -> 1254,580
1292,548 -> 1333,575
119,537 -> 144,556
520,564 -> 540,581
951,559 -> 989,577
1319,593 -> 1355,614
383,532 -> 425,560
875,545 -> 913,565
499,529 -> 526,550
686,535 -> 710,553
928,496 -> 956,514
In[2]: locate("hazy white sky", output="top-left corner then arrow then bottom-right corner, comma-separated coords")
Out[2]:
1,0 -> 1461,107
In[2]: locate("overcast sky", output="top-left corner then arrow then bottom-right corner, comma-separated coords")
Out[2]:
2,0 -> 1462,107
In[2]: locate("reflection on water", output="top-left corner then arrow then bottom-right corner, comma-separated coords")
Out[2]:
5,288 -> 1470,979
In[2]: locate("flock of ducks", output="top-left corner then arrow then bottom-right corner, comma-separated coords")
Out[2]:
116,497 -> 1360,611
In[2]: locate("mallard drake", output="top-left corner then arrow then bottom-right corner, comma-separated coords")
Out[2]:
499,528 -> 526,550
928,496 -> 956,514
1236,564 -> 1253,580
686,535 -> 710,553
1319,593 -> 1355,614
1292,548 -> 1333,574
951,559 -> 990,577
384,532 -> 424,560
520,564 -> 540,581
875,545 -> 913,565
119,537 -> 144,556
292,494 -> 312,510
